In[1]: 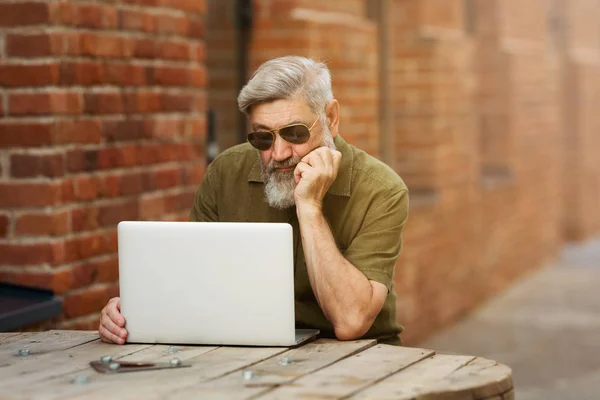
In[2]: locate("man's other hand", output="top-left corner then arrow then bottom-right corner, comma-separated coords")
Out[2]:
98,297 -> 128,344
293,147 -> 342,210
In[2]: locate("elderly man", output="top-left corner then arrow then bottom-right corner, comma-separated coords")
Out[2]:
99,56 -> 409,345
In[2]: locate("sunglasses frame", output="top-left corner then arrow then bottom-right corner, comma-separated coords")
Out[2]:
247,116 -> 320,150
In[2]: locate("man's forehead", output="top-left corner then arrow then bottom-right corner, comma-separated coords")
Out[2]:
250,99 -> 312,128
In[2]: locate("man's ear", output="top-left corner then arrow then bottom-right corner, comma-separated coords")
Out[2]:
325,99 -> 340,137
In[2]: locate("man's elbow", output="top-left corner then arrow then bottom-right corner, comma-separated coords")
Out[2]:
333,314 -> 374,341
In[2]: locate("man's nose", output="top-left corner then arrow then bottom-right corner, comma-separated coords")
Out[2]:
271,134 -> 292,161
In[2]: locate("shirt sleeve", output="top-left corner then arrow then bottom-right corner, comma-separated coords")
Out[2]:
343,188 -> 409,291
189,164 -> 219,222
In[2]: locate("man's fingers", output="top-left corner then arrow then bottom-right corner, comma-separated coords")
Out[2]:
102,313 -> 127,338
107,300 -> 125,327
302,151 -> 325,170
294,161 -> 313,184
99,324 -> 125,345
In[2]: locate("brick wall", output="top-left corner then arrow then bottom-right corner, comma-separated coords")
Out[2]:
0,0 -> 206,330
561,0 -> 600,240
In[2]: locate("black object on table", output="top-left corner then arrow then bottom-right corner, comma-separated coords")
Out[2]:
0,284 -> 62,331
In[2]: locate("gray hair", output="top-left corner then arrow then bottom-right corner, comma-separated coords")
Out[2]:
237,56 -> 334,117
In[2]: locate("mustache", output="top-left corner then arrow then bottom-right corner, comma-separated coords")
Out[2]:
266,156 -> 301,173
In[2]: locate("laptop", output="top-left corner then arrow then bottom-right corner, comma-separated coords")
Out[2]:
117,221 -> 319,347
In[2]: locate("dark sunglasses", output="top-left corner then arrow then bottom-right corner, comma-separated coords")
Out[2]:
247,117 -> 319,151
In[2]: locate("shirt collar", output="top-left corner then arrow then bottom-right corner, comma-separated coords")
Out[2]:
247,135 -> 353,197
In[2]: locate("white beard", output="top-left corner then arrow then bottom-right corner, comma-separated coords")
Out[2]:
261,128 -> 336,210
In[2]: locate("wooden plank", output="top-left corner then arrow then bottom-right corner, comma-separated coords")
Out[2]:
23,344 -> 287,400
0,333 -> 21,341
351,353 -> 476,399
168,339 -> 378,400
0,332 -> 38,346
255,344 -> 434,399
0,340 -> 153,388
419,357 -> 513,400
0,330 -> 98,361
6,343 -> 219,400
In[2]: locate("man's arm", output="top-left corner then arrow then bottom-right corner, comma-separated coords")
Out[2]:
293,147 -> 406,340
297,205 -> 389,340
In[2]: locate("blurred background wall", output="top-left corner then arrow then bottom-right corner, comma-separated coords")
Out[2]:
1,0 -> 599,344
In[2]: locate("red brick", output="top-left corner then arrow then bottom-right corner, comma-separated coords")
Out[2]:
0,214 -> 9,238
69,263 -> 98,291
151,168 -> 182,189
155,14 -> 188,35
104,64 -> 146,86
54,120 -> 102,145
64,233 -> 113,263
121,0 -> 159,6
130,91 -> 162,113
147,65 -> 205,87
0,63 -> 60,87
187,16 -> 204,39
131,38 -> 158,59
5,33 -> 65,57
71,206 -> 100,232
138,195 -> 165,219
73,3 -> 116,29
66,149 -> 98,173
52,0 -> 74,25
9,91 -> 82,116
0,242 -> 63,266
60,61 -> 104,85
0,268 -> 73,294
159,41 -> 191,61
186,116 -> 207,139
95,256 -> 119,282
139,190 -> 194,219
102,119 -> 147,142
190,67 -> 207,87
84,92 -> 124,114
119,172 -> 145,196
96,146 -> 137,169
183,164 -> 205,186
0,182 -> 62,207
62,284 -> 118,318
73,175 -> 119,201
98,200 -> 139,227
119,9 -> 154,32
146,117 -> 185,139
0,2 -> 50,26
10,153 -> 65,178
61,179 -> 75,204
149,66 -> 191,86
73,176 -> 99,201
135,144 -> 162,165
165,0 -> 206,14
14,211 -> 70,237
106,231 -> 118,253
161,93 -> 195,112
76,32 -> 124,58
0,122 -> 54,148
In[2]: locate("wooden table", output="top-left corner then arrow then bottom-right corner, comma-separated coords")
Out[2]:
0,330 -> 513,400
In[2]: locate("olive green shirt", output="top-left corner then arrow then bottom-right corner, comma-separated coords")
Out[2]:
189,135 -> 409,345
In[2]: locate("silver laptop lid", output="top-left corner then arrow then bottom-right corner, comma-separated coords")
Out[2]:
118,221 -> 296,346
